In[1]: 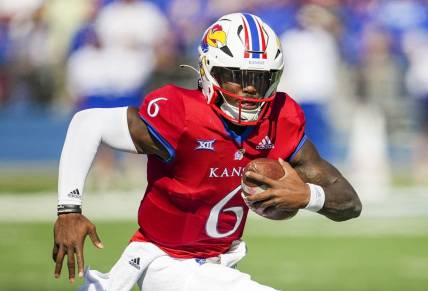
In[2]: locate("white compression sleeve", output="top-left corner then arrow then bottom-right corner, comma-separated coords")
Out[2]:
58,107 -> 137,205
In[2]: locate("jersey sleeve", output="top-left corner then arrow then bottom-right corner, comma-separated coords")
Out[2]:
139,85 -> 185,162
284,95 -> 307,161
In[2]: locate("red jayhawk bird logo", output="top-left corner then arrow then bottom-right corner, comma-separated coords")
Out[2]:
201,24 -> 227,53
200,24 -> 234,57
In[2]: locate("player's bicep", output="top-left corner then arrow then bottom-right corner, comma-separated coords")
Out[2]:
289,139 -> 341,186
127,107 -> 169,160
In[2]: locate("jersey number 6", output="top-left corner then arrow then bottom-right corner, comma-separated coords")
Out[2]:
205,186 -> 244,238
147,97 -> 168,117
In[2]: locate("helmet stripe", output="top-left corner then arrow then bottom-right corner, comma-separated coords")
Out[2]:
243,13 -> 260,59
241,15 -> 250,58
255,18 -> 267,59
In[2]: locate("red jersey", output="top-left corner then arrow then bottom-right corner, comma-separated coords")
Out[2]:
131,85 -> 306,258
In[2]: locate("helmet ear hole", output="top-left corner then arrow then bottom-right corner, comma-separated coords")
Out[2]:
207,59 -> 210,65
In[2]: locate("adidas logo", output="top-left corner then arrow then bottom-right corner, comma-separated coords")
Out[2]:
67,189 -> 81,199
129,257 -> 140,269
256,136 -> 275,150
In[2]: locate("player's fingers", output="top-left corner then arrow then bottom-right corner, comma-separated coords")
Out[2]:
246,189 -> 274,203
258,197 -> 279,210
54,245 -> 65,278
278,158 -> 294,177
67,247 -> 76,283
52,243 -> 59,262
244,171 -> 276,187
75,244 -> 84,278
88,226 -> 104,249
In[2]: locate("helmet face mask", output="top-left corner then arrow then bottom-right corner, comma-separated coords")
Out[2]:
198,13 -> 284,126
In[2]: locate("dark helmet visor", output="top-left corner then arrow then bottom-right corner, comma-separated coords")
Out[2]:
211,67 -> 282,98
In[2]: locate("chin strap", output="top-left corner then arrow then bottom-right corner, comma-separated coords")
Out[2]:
219,94 -> 262,123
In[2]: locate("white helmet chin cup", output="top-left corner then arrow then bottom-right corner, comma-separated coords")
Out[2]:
219,96 -> 263,122
198,13 -> 284,125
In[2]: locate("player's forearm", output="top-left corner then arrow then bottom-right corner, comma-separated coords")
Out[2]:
318,176 -> 362,221
58,107 -> 137,206
293,152 -> 362,221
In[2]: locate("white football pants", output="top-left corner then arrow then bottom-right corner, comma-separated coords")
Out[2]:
78,241 -> 278,291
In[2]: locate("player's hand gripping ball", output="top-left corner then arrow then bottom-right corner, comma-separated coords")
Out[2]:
241,158 -> 298,220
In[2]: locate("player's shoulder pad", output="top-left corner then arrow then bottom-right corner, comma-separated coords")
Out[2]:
139,84 -> 185,114
144,84 -> 184,100
275,92 -> 307,161
273,92 -> 306,126
286,93 -> 305,118
138,84 -> 188,158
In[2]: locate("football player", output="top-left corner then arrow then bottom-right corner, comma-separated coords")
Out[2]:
53,13 -> 361,291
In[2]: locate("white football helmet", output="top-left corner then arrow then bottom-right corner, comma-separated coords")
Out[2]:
198,13 -> 284,125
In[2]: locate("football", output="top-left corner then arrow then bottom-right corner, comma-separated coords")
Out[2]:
241,158 -> 298,220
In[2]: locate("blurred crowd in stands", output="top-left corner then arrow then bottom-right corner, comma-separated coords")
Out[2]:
1,0 -> 428,190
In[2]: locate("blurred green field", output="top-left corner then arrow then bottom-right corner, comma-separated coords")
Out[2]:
0,216 -> 427,291
0,169 -> 57,193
